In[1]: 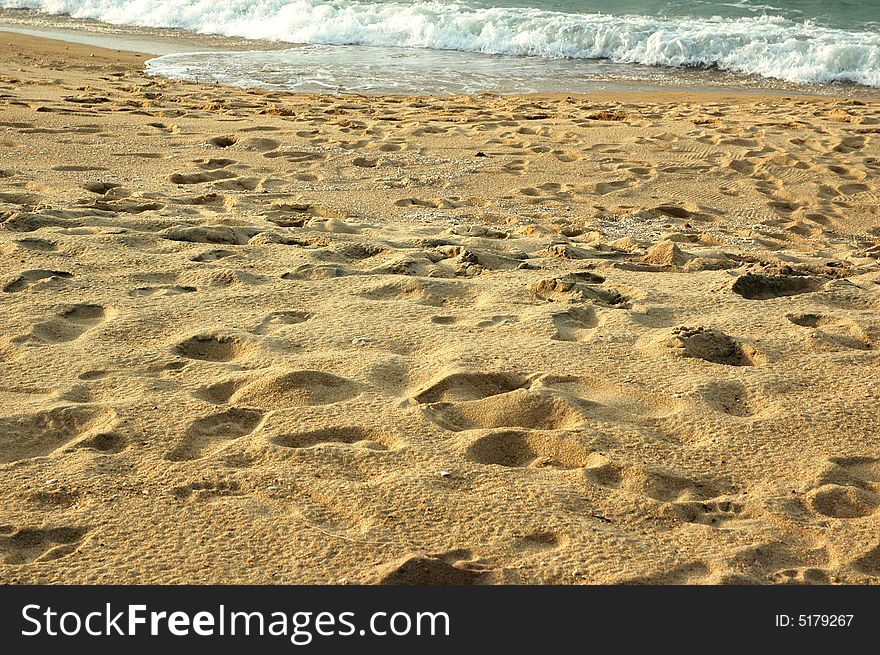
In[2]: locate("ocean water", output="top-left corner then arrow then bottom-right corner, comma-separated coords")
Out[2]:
2,1 -> 880,93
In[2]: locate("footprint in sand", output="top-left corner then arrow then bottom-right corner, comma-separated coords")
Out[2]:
517,182 -> 580,204
393,197 -> 458,209
361,278 -> 472,307
552,149 -> 582,163
166,408 -> 264,461
807,485 -> 879,519
233,371 -> 360,408
27,488 -> 84,510
0,405 -> 117,463
593,179 -> 634,195
413,371 -> 530,404
82,181 -> 124,195
473,315 -> 519,329
502,158 -> 528,174
240,136 -> 279,152
175,332 -> 249,362
162,225 -> 256,246
431,314 -> 520,330
728,158 -> 757,175
0,526 -> 91,565
833,136 -> 865,153
584,456 -> 723,504
658,326 -> 762,367
421,386 -> 583,432
331,241 -> 387,261
263,148 -> 326,163
813,280 -> 880,311
16,304 -> 108,345
262,201 -> 345,228
732,273 -> 822,300
787,312 -> 871,351
270,426 -> 394,451
88,198 -> 165,214
169,170 -> 237,185
251,310 -> 313,334
416,371 -> 681,432
207,136 -> 237,148
196,370 -> 361,409
531,277 -> 628,308
378,550 -> 495,584
193,158 -> 236,170
698,380 -> 755,417
2,269 -> 72,293
282,264 -> 350,281
191,249 -> 237,263
13,238 -> 60,253
216,176 -> 286,192
465,430 -> 599,469
54,164 -> 107,171
142,122 -> 179,135
621,562 -> 712,585
827,164 -> 867,181
551,306 -> 599,342
352,156 -> 379,168
837,182 -> 869,196
128,285 -> 196,298
376,140 -> 405,153
78,369 -> 110,381
175,267 -> 260,288
807,456 -> 880,519
512,531 -> 568,553
669,499 -> 746,527
847,544 -> 880,577
543,244 -> 602,261
538,375 -> 684,422
412,372 -> 575,431
0,191 -> 41,206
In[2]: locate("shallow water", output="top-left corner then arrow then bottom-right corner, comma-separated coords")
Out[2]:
2,1 -> 880,93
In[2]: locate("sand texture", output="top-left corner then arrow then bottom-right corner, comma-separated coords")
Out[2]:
1,33 -> 879,584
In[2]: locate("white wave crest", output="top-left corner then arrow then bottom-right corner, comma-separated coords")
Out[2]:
3,0 -> 880,86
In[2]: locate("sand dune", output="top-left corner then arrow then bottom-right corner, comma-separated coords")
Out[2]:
0,33 -> 878,584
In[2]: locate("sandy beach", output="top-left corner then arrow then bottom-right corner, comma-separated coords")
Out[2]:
0,31 -> 878,584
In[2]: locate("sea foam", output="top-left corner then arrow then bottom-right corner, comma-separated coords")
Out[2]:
4,0 -> 880,86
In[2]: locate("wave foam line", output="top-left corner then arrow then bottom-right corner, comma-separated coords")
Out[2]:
4,0 -> 880,86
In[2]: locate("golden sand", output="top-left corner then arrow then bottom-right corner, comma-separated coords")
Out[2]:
0,32 -> 878,584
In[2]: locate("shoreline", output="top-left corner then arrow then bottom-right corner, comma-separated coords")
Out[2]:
3,9 -> 880,100
2,4 -> 880,96
3,28 -> 878,107
1,27 -> 878,585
